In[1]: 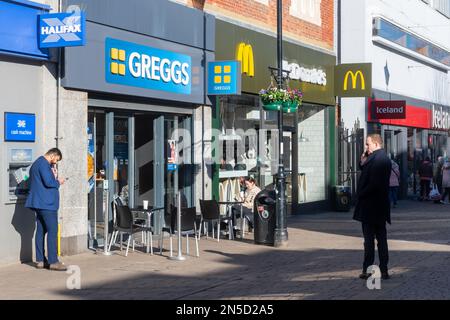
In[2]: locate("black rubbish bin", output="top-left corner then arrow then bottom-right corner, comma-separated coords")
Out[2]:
253,189 -> 276,245
333,185 -> 351,212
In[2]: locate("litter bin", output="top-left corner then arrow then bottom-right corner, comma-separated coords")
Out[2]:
333,185 -> 351,212
253,189 -> 276,245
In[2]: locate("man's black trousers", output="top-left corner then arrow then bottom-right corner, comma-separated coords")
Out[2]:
362,222 -> 389,273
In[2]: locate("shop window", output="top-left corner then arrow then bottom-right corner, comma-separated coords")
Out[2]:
373,17 -> 450,67
289,0 -> 322,26
298,104 -> 326,203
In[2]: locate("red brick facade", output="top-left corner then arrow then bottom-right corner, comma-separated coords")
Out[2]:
186,0 -> 334,51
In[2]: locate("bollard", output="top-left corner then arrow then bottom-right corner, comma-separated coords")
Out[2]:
97,180 -> 112,256
169,191 -> 186,261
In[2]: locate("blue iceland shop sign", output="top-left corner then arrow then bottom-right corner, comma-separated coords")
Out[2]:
105,38 -> 192,95
4,113 -> 36,142
39,11 -> 86,48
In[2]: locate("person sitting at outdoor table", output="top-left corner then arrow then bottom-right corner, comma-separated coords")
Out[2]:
231,177 -> 261,233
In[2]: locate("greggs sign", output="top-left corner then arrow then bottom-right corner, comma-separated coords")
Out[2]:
105,38 -> 191,94
335,63 -> 372,97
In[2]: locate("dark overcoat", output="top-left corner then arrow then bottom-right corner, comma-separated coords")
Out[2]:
353,149 -> 392,225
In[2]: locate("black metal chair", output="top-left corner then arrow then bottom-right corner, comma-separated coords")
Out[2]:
159,204 -> 176,256
199,199 -> 233,242
159,206 -> 199,257
108,203 -> 153,256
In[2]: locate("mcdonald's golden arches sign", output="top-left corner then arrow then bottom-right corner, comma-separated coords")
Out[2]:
236,42 -> 254,77
335,63 -> 372,97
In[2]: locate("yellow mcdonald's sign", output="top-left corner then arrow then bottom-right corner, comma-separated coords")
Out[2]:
236,42 -> 254,77
343,70 -> 365,91
335,63 -> 371,97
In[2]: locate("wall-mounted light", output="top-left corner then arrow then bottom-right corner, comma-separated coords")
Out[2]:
299,131 -> 309,142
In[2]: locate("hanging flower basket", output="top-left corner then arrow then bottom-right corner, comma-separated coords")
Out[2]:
261,100 -> 283,111
282,101 -> 299,113
259,87 -> 302,113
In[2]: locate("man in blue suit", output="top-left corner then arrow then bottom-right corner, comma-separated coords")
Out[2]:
25,148 -> 66,271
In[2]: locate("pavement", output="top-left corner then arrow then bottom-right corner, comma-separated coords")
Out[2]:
1,199 -> 450,300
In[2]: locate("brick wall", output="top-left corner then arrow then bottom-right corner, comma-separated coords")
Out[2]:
185,0 -> 334,51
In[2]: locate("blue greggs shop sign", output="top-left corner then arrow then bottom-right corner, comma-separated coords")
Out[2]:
39,12 -> 86,48
207,61 -> 241,95
105,38 -> 192,95
4,113 -> 36,142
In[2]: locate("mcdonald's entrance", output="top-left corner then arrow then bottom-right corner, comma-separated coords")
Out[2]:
214,94 -> 332,214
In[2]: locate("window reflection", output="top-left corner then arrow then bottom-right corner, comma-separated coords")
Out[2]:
373,17 -> 450,67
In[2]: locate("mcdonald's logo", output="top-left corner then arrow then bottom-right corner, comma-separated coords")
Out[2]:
343,70 -> 365,91
236,42 -> 254,77
335,63 -> 372,97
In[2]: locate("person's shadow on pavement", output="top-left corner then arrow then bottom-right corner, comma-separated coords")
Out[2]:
11,204 -> 36,265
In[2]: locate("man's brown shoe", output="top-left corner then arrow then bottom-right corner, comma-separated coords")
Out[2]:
35,262 -> 44,269
49,262 -> 67,271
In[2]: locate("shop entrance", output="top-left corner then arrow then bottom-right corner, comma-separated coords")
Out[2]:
384,127 -> 407,198
87,109 -> 193,249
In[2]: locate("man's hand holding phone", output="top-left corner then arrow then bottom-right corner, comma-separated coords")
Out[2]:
361,149 -> 369,164
51,165 -> 58,179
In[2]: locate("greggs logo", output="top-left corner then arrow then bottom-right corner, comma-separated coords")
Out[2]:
213,64 -> 232,85
236,43 -> 254,77
105,38 -> 191,95
110,48 -> 126,76
343,70 -> 365,91
207,61 -> 241,95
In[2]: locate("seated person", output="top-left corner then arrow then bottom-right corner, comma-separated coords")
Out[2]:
231,177 -> 261,232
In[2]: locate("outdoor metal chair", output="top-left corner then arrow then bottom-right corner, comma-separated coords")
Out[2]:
159,206 -> 199,257
199,199 -> 233,242
108,203 -> 153,256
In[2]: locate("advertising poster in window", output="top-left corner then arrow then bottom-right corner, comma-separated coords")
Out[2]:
167,139 -> 177,171
87,123 -> 95,193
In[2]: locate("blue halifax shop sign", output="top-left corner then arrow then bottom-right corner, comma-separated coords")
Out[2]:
105,38 -> 192,95
4,113 -> 36,142
0,0 -> 50,59
39,11 -> 86,48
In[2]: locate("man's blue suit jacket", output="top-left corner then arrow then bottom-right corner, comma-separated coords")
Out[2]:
25,156 -> 60,211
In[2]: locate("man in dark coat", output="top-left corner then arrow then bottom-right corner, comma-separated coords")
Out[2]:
354,134 -> 392,280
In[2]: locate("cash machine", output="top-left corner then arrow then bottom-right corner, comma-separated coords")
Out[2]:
7,148 -> 33,201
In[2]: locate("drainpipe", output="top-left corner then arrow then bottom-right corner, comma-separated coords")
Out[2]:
56,0 -> 62,149
56,0 -> 62,257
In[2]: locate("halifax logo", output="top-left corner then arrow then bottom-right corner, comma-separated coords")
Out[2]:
39,12 -> 85,48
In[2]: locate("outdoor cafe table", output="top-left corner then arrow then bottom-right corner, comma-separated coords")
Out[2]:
130,206 -> 164,254
218,201 -> 244,240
